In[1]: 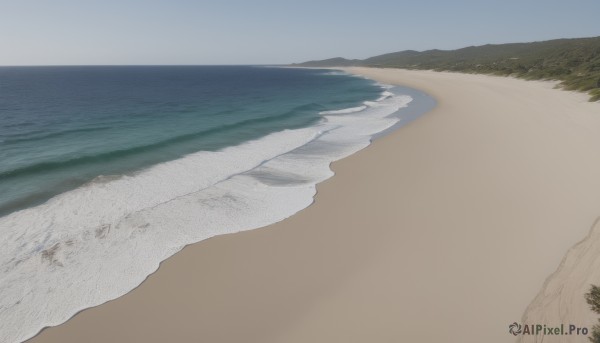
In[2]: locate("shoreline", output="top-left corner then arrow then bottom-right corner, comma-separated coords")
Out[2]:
17,72 -> 429,343
29,68 -> 600,342
2,67 -> 418,343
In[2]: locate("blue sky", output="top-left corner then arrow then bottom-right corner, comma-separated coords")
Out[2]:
1,0 -> 598,65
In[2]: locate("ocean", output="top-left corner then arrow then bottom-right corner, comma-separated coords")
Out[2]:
0,66 -> 417,342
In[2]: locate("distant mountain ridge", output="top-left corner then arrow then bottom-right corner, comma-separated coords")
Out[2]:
293,36 -> 600,101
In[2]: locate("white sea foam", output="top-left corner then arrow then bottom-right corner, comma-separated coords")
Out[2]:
377,91 -> 394,101
0,88 -> 412,343
322,71 -> 353,76
319,105 -> 367,115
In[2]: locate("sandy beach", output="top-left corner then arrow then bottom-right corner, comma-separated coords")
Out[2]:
29,68 -> 600,343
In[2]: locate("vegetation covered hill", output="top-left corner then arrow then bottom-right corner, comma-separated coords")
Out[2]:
294,36 -> 600,101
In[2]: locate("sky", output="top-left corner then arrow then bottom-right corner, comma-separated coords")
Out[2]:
1,0 -> 599,66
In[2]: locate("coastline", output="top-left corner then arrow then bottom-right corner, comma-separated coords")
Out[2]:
2,67 -> 411,343
29,68 -> 600,342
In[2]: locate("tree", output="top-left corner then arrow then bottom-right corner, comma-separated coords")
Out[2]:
585,285 -> 600,343
586,285 -> 600,313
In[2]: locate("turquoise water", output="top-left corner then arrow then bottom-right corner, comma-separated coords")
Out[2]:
0,66 -> 381,216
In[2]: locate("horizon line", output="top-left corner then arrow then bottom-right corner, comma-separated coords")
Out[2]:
0,64 -> 290,67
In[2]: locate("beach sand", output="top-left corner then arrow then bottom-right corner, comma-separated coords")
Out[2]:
29,68 -> 600,343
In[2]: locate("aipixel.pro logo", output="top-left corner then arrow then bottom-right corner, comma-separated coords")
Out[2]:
508,322 -> 588,336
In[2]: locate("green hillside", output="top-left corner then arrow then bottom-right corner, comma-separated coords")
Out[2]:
293,36 -> 600,101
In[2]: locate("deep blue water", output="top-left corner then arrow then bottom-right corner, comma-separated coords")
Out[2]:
0,66 -> 382,216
